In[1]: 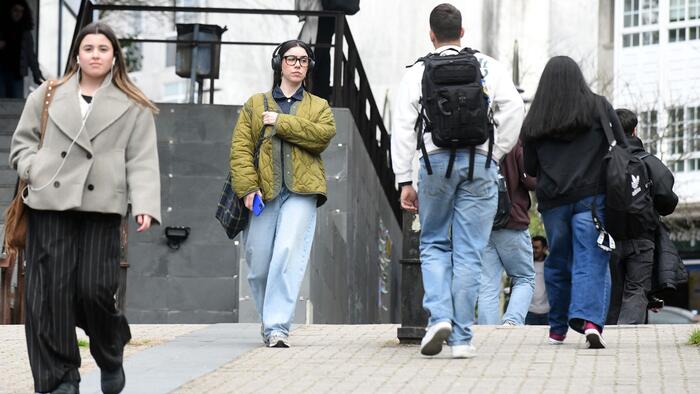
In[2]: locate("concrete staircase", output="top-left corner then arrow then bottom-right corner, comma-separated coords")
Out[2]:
0,99 -> 24,236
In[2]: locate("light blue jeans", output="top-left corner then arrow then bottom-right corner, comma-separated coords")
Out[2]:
477,229 -> 535,325
418,150 -> 498,346
243,186 -> 317,337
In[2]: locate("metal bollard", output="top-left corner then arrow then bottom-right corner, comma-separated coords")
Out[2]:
397,211 -> 428,344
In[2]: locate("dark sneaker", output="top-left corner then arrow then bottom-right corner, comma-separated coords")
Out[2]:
101,365 -> 125,394
548,332 -> 566,345
50,381 -> 79,394
584,321 -> 606,349
420,321 -> 452,356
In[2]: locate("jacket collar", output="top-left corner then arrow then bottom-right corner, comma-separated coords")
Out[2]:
49,73 -> 131,153
628,135 -> 645,154
272,85 -> 305,101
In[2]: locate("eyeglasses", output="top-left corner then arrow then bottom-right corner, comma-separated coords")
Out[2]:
283,55 -> 310,67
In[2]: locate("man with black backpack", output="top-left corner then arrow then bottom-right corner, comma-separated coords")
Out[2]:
391,3 -> 523,358
606,109 -> 678,325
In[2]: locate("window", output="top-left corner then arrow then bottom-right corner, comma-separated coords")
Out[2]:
671,0 -> 686,22
691,0 -> 700,19
642,30 -> 660,44
622,1 -> 659,47
623,33 -> 644,47
624,0 -> 641,27
688,106 -> 700,152
163,81 -> 188,102
668,107 -> 685,155
670,27 -> 688,42
625,0 -> 659,26
641,0 -> 660,24
689,158 -> 700,171
639,110 -> 659,155
670,160 -> 686,172
166,36 -> 176,67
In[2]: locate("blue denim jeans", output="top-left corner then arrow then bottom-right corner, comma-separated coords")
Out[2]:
418,150 -> 498,345
541,194 -> 611,335
243,187 -> 317,337
477,228 -> 535,325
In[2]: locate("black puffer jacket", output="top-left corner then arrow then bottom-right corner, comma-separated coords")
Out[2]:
651,222 -> 688,297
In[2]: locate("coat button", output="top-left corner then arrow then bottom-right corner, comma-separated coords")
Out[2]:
53,181 -> 60,188
61,151 -> 67,158
87,153 -> 93,159
87,184 -> 94,191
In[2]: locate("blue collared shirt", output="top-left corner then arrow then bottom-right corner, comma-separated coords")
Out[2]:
272,85 -> 304,114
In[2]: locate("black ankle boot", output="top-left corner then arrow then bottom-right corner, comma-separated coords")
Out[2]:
100,366 -> 125,394
50,381 -> 79,394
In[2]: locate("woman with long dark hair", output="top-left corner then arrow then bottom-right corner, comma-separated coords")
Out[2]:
0,0 -> 44,97
230,39 -> 335,348
522,56 -> 627,349
10,22 -> 160,393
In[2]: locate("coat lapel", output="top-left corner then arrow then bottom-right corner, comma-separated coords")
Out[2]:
48,74 -> 92,153
85,82 -> 130,141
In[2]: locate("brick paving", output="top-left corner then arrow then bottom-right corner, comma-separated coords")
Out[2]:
0,324 -> 205,394
2,324 -> 699,393
175,324 -> 700,394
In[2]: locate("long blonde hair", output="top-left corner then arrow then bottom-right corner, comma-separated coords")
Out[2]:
60,22 -> 158,113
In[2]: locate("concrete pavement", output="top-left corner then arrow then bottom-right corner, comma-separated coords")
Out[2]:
2,324 -> 699,393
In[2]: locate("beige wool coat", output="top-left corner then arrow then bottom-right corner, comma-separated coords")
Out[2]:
9,75 -> 161,223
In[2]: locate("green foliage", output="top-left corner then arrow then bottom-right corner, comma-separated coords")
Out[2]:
78,339 -> 89,348
528,192 -> 545,237
689,329 -> 700,346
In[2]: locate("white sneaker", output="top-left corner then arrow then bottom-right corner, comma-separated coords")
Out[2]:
451,344 -> 477,359
420,321 -> 452,356
498,320 -> 518,328
268,332 -> 289,348
584,328 -> 607,349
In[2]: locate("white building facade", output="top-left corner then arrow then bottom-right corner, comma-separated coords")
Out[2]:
614,0 -> 700,259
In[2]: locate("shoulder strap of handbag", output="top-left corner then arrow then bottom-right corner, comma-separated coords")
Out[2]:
39,80 -> 57,147
252,94 -> 270,170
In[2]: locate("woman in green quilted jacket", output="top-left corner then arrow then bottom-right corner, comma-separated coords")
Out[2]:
230,40 -> 336,348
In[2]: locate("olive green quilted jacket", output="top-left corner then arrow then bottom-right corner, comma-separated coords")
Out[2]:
230,91 -> 336,206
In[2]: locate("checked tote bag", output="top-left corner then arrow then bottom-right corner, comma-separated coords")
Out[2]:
215,96 -> 270,239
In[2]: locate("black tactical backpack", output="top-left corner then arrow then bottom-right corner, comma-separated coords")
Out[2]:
413,47 -> 494,179
598,101 -> 658,241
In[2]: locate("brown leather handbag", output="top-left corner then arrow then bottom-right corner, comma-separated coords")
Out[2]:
2,80 -> 56,260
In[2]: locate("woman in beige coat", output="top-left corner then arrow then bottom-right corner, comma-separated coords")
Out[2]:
9,22 -> 160,394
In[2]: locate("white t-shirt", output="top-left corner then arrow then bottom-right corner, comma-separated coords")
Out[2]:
529,259 -> 550,314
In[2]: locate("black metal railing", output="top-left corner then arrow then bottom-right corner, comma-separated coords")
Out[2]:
70,1 -> 401,226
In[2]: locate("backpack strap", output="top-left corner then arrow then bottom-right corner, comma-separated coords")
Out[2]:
467,146 -> 476,180
445,149 -> 456,178
415,102 -> 433,175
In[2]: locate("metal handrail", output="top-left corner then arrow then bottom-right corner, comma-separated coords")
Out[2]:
70,1 -> 401,227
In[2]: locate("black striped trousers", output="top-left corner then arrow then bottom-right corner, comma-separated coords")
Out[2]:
25,208 -> 131,392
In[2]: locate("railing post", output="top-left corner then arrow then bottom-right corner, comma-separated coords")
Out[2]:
331,15 -> 345,106
397,211 -> 428,344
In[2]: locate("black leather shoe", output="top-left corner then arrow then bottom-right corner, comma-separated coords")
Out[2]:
100,366 -> 125,394
51,381 -> 79,394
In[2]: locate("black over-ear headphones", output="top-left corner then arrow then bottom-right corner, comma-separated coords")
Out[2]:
271,40 -> 315,71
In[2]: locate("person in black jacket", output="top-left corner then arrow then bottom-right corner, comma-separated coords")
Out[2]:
0,0 -> 43,98
606,108 -> 678,325
522,56 -> 628,349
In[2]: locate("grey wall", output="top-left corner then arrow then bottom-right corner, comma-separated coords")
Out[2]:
126,103 -> 240,324
127,105 -> 402,324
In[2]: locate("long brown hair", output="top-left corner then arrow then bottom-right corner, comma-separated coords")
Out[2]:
60,22 -> 158,113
